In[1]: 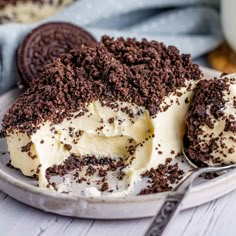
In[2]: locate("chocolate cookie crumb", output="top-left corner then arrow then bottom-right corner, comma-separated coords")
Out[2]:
64,144 -> 72,151
21,141 -> 32,152
2,36 -> 202,136
101,182 -> 109,192
140,158 -> 184,194
184,77 -> 236,166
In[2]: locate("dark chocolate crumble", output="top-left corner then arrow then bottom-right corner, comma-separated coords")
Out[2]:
46,154 -> 124,184
184,77 -> 236,166
2,36 -> 202,135
140,158 -> 184,194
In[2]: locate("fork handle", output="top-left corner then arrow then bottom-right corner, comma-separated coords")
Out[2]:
144,192 -> 185,236
144,170 -> 196,236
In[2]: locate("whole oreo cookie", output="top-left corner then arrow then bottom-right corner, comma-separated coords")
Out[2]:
16,22 -> 97,87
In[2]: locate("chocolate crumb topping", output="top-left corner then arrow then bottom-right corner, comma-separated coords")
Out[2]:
101,182 -> 109,192
108,117 -> 114,124
2,36 -> 201,135
98,169 -> 107,177
140,158 -> 184,194
21,141 -> 32,152
184,77 -> 236,166
46,154 -> 124,180
203,172 -> 219,180
64,144 -> 72,151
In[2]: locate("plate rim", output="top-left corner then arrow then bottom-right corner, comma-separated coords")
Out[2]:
1,159 -> 236,204
1,66 -> 235,219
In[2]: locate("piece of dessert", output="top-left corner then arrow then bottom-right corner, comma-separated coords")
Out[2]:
2,36 -> 202,195
0,0 -> 74,24
184,76 -> 236,166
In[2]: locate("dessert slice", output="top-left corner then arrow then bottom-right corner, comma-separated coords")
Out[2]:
0,0 -> 74,24
184,76 -> 236,166
2,36 -> 202,195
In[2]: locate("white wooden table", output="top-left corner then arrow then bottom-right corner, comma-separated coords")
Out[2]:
0,188 -> 236,236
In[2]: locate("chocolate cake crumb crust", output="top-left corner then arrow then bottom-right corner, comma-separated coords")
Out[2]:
46,154 -> 124,192
2,36 -> 202,135
140,158 -> 184,194
184,77 -> 236,166
46,154 -> 184,194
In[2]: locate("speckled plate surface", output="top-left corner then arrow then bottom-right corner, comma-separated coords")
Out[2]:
0,67 -> 236,219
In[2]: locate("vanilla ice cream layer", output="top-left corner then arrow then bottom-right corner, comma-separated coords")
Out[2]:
6,81 -> 195,195
198,77 -> 236,165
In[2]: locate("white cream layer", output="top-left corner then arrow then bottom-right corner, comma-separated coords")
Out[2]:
6,81 -> 195,196
198,77 -> 236,165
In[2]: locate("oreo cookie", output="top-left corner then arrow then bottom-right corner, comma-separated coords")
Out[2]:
16,22 -> 97,87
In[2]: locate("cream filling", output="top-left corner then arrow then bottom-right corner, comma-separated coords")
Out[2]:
7,101 -> 154,190
0,0 -> 73,23
6,81 -> 196,196
198,78 -> 236,165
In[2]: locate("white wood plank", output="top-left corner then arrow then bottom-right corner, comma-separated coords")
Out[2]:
0,195 -> 94,236
199,190 -> 236,236
56,219 -> 95,236
36,218 -> 95,236
164,206 -> 199,236
0,191 -> 236,236
81,218 -> 150,236
167,190 -> 236,236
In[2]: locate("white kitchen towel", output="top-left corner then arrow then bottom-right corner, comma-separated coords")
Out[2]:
0,0 -> 222,94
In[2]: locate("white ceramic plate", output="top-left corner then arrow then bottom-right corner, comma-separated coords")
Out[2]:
1,67 -> 236,219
